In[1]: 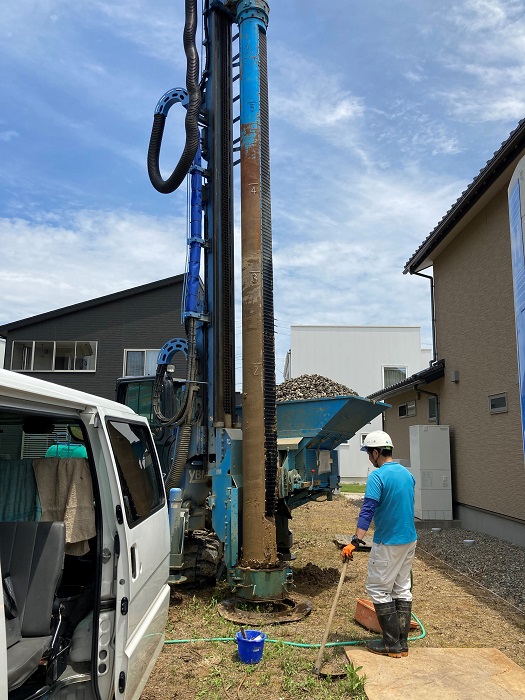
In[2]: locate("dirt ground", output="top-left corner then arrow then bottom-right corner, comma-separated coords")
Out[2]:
141,495 -> 525,699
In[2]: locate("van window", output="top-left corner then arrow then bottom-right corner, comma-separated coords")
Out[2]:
107,421 -> 164,527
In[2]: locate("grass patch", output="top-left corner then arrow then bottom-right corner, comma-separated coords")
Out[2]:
339,483 -> 366,493
161,592 -> 368,699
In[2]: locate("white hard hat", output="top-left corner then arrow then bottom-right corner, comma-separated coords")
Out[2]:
361,430 -> 394,451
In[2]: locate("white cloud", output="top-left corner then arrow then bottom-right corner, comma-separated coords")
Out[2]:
269,163 -> 460,366
0,209 -> 188,324
374,101 -> 462,158
82,0 -> 187,65
270,45 -> 364,134
437,0 -> 525,122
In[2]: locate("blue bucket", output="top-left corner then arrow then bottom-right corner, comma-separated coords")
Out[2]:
235,630 -> 267,664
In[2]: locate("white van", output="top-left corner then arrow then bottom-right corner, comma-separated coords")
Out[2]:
0,368 -> 170,699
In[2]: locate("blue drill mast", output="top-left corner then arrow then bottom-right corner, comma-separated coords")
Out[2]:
117,0 -> 388,616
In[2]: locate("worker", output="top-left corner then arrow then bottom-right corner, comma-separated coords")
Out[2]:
342,430 -> 416,658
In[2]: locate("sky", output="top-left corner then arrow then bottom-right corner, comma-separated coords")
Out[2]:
2,0 -> 525,386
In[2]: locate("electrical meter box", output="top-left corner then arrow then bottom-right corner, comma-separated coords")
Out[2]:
409,425 -> 453,520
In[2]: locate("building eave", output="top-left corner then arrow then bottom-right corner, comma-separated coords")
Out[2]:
367,359 -> 445,401
404,119 -> 525,275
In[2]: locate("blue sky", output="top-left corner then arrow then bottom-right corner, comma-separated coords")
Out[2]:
2,0 -> 525,384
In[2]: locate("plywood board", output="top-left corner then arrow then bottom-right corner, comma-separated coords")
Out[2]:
344,647 -> 525,700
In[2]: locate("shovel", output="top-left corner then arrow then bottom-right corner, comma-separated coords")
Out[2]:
312,559 -> 348,679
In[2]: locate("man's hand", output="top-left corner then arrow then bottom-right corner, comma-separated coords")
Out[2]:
351,534 -> 366,548
341,543 -> 356,561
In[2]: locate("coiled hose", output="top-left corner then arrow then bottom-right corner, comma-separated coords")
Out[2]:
153,317 -> 198,427
147,0 -> 201,194
163,612 -> 427,648
165,424 -> 193,491
153,318 -> 199,489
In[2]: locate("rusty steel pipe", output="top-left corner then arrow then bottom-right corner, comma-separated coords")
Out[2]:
237,0 -> 279,568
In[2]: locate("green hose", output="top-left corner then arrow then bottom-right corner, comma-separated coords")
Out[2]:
164,612 -> 426,648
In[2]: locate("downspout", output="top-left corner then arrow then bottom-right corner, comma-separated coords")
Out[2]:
413,270 -> 437,365
414,385 -> 440,425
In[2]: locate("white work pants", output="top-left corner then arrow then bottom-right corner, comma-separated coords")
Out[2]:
365,540 -> 416,604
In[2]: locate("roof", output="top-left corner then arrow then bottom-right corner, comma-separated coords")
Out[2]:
367,359 -> 445,401
0,274 -> 185,335
405,119 -> 525,274
0,367 -> 137,415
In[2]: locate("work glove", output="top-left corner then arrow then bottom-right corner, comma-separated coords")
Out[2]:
341,535 -> 367,562
341,543 -> 355,561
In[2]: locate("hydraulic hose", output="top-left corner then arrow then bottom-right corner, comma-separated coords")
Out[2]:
163,612 -> 427,648
153,317 -> 198,426
165,424 -> 193,491
147,0 -> 201,194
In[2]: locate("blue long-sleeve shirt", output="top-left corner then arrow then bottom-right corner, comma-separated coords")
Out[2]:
357,497 -> 377,531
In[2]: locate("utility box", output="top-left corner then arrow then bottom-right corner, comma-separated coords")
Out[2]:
409,425 -> 453,520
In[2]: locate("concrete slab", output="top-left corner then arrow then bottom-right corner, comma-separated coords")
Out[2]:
344,647 -> 525,700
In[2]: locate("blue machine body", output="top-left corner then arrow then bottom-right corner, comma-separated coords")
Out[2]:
276,395 -> 390,507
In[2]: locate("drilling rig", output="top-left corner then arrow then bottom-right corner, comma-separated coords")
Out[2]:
117,0 -> 388,620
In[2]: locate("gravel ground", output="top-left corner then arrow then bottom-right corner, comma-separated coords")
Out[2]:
416,527 -> 525,612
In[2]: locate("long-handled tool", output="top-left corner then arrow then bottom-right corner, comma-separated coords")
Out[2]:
312,560 -> 348,677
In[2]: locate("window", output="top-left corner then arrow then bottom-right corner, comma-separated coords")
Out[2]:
124,350 -> 159,377
398,400 -> 416,418
428,396 -> 438,423
360,434 -> 369,446
383,366 -> 407,388
489,393 -> 508,414
11,341 -> 97,372
107,420 -> 164,526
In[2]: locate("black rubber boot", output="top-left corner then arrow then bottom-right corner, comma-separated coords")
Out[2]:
395,599 -> 412,657
367,602 -> 402,658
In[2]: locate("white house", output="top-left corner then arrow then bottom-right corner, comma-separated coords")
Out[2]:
284,325 -> 430,482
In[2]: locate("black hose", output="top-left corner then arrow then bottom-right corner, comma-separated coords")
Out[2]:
147,0 -> 201,194
165,424 -> 193,491
153,317 -> 198,426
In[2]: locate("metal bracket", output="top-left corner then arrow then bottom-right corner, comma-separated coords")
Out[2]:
154,88 -> 189,116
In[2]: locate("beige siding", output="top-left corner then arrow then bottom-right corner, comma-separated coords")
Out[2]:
433,186 -> 525,520
383,386 -> 441,460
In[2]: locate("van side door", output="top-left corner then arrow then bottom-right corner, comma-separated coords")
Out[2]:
103,417 -> 170,700
0,557 -> 8,699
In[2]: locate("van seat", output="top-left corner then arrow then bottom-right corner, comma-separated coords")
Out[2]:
0,521 -> 65,691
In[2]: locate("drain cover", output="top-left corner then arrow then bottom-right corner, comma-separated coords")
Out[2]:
218,594 -> 312,624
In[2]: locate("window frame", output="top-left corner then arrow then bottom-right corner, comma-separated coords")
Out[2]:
428,395 -> 438,423
123,349 -> 161,377
382,365 -> 408,389
10,340 -> 97,372
489,392 -> 508,415
398,400 -> 416,419
106,418 -> 165,528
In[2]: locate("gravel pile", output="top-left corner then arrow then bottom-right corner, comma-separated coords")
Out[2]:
417,527 -> 525,611
276,374 -> 358,402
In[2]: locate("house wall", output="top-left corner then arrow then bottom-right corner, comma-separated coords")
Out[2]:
3,283 -> 186,401
289,326 -> 425,396
382,383 -> 443,461
289,326 -> 428,481
433,186 -> 525,523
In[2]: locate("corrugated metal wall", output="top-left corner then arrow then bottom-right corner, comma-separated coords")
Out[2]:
3,281 -> 186,401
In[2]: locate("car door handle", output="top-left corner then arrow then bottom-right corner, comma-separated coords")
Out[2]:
131,544 -> 138,580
